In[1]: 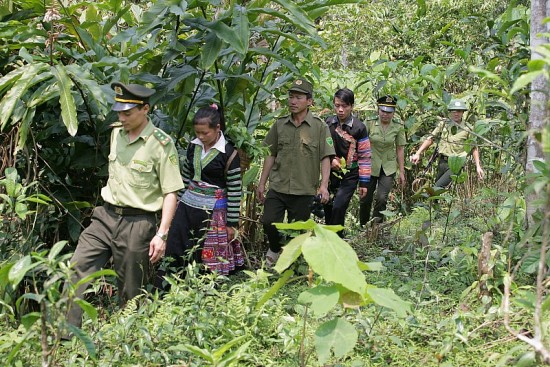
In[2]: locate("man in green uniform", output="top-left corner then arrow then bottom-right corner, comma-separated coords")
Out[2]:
410,98 -> 484,187
257,78 -> 335,267
360,96 -> 406,225
66,82 -> 184,329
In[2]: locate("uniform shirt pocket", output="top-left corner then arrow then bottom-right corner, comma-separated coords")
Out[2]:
301,138 -> 318,157
108,153 -> 118,181
128,160 -> 154,189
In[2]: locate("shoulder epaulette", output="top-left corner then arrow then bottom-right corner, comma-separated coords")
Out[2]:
110,122 -> 123,128
153,129 -> 172,146
311,115 -> 324,123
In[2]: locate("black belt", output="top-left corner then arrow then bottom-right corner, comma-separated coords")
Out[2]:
104,202 -> 153,216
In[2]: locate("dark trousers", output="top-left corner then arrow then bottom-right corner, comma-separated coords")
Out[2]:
67,205 -> 156,327
434,157 -> 452,188
154,202 -> 210,291
359,169 -> 395,225
324,168 -> 359,235
262,190 -> 314,252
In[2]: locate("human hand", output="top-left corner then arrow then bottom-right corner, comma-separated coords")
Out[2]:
477,167 -> 485,180
410,153 -> 421,165
227,227 -> 236,241
331,157 -> 342,171
399,172 -> 406,186
256,184 -> 266,203
149,235 -> 166,263
358,187 -> 368,199
317,186 -> 330,204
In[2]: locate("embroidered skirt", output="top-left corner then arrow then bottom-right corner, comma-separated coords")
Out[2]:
182,182 -> 244,274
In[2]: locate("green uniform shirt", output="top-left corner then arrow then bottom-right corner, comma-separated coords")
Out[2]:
429,119 -> 474,158
264,110 -> 335,196
367,118 -> 406,177
101,120 -> 184,212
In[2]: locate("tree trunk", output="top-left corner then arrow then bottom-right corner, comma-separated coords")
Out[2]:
525,0 -> 550,226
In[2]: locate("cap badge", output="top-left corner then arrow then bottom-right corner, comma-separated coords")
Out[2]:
295,80 -> 303,85
385,96 -> 393,102
114,86 -> 123,95
455,101 -> 460,106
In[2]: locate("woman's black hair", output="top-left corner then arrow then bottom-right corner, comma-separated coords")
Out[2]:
334,88 -> 354,106
193,104 -> 225,131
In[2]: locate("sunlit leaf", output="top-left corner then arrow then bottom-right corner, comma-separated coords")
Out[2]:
20,312 -> 40,330
8,255 -> 33,287
298,284 -> 339,316
51,64 -> 78,136
366,287 -> 411,317
48,241 -> 68,261
0,63 -> 49,130
314,317 -> 357,364
303,225 -> 367,295
75,298 -> 98,321
510,71 -> 544,95
274,232 -> 307,273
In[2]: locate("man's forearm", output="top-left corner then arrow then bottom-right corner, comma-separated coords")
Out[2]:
259,156 -> 275,186
158,192 -> 178,234
320,156 -> 331,188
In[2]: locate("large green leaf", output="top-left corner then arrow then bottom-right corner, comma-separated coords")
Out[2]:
48,241 -> 68,261
255,269 -> 293,310
65,64 -> 110,117
314,317 -> 357,364
209,19 -> 248,55
8,255 -> 34,287
298,284 -> 340,316
0,62 -> 49,130
16,107 -> 35,151
200,31 -> 224,70
75,298 -> 98,321
66,323 -> 97,359
302,224 -> 367,295
510,70 -> 545,95
51,64 -> 78,136
274,219 -> 316,231
273,232 -> 307,273
0,66 -> 25,95
74,269 -> 117,288
232,5 -> 249,54
365,287 -> 411,318
448,155 -> 466,175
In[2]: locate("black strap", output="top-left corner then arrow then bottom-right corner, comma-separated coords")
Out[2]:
224,149 -> 238,176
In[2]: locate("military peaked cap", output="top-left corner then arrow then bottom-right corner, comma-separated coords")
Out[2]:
111,82 -> 156,112
377,95 -> 397,112
288,78 -> 313,96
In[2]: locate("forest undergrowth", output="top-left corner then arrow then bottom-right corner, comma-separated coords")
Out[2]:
2,188 -> 533,367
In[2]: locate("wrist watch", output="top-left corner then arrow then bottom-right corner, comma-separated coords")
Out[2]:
155,232 -> 168,241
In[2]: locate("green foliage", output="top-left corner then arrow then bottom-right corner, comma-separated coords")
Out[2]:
0,241 -> 112,366
271,219 -> 411,364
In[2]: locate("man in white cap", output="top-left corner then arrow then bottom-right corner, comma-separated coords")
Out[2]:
410,98 -> 484,188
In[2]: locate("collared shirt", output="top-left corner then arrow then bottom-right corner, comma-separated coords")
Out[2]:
264,110 -> 335,195
429,119 -> 474,157
191,132 -> 227,159
102,120 -> 184,212
367,118 -> 406,177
